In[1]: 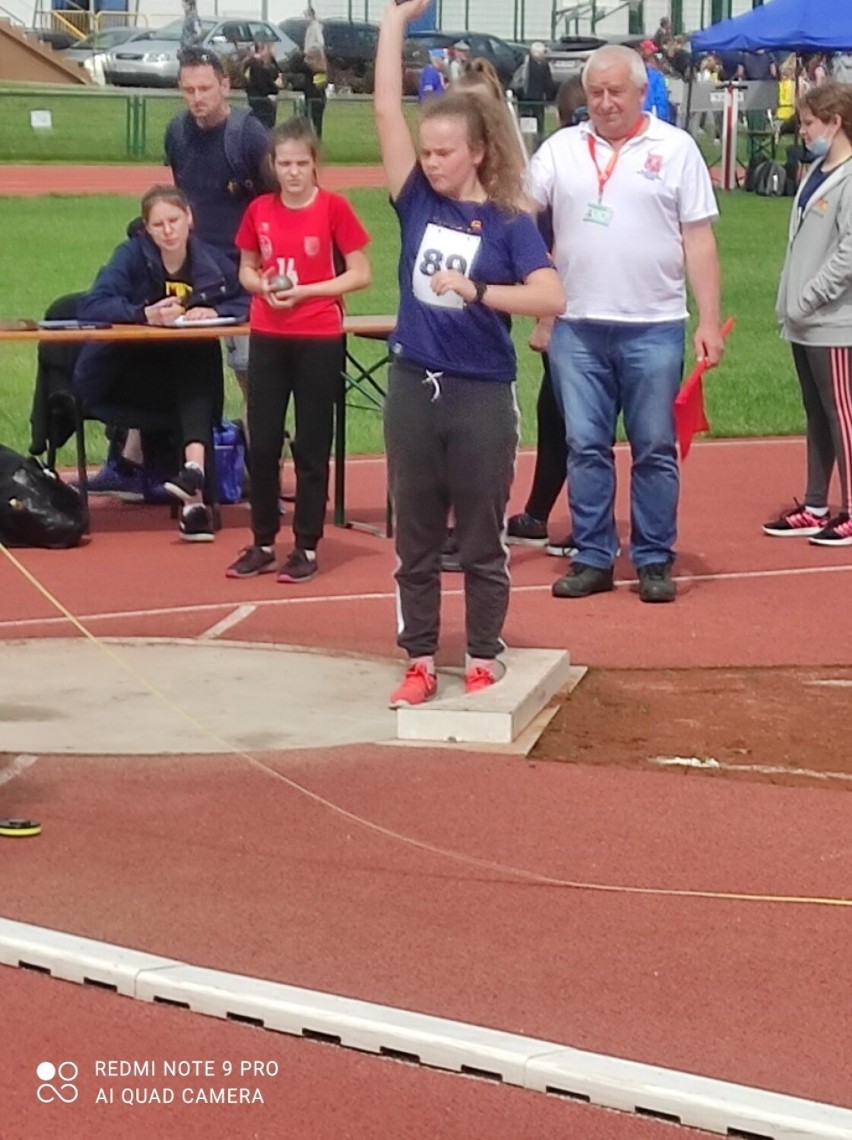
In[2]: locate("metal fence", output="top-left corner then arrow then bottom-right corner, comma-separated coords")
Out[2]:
0,87 -> 420,165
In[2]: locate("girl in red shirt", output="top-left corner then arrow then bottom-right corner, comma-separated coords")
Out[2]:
229,116 -> 371,581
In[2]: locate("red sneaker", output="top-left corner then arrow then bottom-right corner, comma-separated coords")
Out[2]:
465,665 -> 497,694
389,662 -> 437,708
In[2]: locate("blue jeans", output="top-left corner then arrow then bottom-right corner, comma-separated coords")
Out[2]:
549,319 -> 685,569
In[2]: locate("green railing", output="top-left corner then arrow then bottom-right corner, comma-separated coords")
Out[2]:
0,87 -> 418,165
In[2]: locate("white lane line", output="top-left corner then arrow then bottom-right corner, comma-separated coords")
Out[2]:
0,755 -> 38,787
198,605 -> 257,641
649,756 -> 852,782
0,561 -> 850,634
1,917 -> 850,1138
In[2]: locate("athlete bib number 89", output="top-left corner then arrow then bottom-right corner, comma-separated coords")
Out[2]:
412,223 -> 482,310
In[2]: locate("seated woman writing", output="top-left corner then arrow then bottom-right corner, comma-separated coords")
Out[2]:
73,184 -> 248,542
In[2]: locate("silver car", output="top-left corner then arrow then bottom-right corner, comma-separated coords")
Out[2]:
104,18 -> 298,88
62,26 -> 139,85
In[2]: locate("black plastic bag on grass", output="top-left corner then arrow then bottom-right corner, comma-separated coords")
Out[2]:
0,445 -> 86,549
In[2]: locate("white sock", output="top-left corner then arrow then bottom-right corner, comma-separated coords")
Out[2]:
186,461 -> 204,476
411,655 -> 435,674
805,505 -> 828,516
303,549 -> 317,562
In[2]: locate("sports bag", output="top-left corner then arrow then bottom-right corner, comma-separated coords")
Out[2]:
0,445 -> 86,549
214,420 -> 245,504
754,160 -> 786,197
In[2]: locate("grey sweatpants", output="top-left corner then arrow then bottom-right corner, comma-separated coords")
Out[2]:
792,343 -> 852,512
384,358 -> 519,660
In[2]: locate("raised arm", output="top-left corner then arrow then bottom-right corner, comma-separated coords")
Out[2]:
374,0 -> 426,199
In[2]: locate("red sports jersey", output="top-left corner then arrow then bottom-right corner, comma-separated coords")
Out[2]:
235,189 -> 370,337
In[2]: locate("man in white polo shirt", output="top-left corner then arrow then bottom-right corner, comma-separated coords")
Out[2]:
527,44 -> 724,603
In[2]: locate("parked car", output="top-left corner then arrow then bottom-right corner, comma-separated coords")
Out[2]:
61,26 -> 138,84
278,18 -> 379,92
104,19 -> 298,88
403,30 -> 526,92
539,34 -> 645,87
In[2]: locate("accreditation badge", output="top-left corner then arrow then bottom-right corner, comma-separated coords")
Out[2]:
412,223 -> 482,310
583,202 -> 614,226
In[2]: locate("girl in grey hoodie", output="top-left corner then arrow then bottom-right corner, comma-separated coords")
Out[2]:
769,81 -> 852,546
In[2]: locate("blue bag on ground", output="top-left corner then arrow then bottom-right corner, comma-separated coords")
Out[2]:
214,420 -> 245,504
0,444 -> 86,548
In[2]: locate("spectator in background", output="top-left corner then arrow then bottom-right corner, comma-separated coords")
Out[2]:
694,52 -> 721,143
448,40 -> 471,82
302,6 -> 328,138
639,40 -> 670,121
769,81 -> 852,548
653,16 -> 672,52
507,75 -> 590,558
244,35 -> 282,128
417,47 -> 446,101
737,49 -> 778,82
516,41 -> 557,142
831,52 -> 852,84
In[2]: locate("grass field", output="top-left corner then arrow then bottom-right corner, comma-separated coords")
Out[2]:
0,89 -> 419,165
0,186 -> 801,464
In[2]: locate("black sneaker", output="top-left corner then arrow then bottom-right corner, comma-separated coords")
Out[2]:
179,504 -> 213,543
552,562 -> 614,598
226,545 -> 276,578
277,548 -> 318,583
637,562 -> 676,603
164,463 -> 205,505
763,502 -> 828,537
506,513 -> 548,546
808,512 -> 852,546
545,534 -> 578,558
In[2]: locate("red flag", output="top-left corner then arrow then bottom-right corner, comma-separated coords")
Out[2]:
674,317 -> 735,460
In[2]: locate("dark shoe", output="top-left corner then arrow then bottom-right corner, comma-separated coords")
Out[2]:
637,562 -> 676,603
545,533 -> 578,558
277,548 -> 318,583
808,512 -> 852,546
226,545 -> 275,578
79,457 -> 146,502
763,502 -> 828,537
143,469 -> 172,505
164,463 -> 205,505
552,562 -> 614,598
179,504 -> 214,543
506,512 -> 548,546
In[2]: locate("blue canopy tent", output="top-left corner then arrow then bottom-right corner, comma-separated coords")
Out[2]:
691,0 -> 852,54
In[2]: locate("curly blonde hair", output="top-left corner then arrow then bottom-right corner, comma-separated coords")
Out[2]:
419,87 -> 525,213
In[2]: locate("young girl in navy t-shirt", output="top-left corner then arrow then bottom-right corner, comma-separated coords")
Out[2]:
375,0 -> 565,708
228,116 -> 371,582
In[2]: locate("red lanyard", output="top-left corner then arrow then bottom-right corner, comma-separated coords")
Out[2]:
586,117 -> 645,201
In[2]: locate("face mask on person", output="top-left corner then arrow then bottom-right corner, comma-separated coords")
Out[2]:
808,134 -> 833,158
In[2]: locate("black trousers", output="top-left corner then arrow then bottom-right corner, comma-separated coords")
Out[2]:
384,358 -> 518,661
247,331 -> 343,549
525,353 -> 568,523
94,341 -> 221,448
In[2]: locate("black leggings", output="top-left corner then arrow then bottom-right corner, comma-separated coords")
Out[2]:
247,332 -> 343,549
91,341 -> 222,448
525,354 -> 568,522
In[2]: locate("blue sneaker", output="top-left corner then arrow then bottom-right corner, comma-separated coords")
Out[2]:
79,458 -> 146,502
143,469 -> 173,506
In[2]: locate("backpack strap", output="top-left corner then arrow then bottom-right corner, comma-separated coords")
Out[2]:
166,108 -> 258,197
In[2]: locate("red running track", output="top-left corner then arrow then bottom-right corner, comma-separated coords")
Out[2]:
0,164 -> 385,197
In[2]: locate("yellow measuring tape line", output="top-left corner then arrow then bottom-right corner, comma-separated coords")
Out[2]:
3,542 -> 851,910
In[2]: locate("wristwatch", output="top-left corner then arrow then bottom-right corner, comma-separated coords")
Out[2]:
469,280 -> 487,305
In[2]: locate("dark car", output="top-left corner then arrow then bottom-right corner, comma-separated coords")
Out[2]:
278,17 -> 379,91
403,30 -> 526,91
